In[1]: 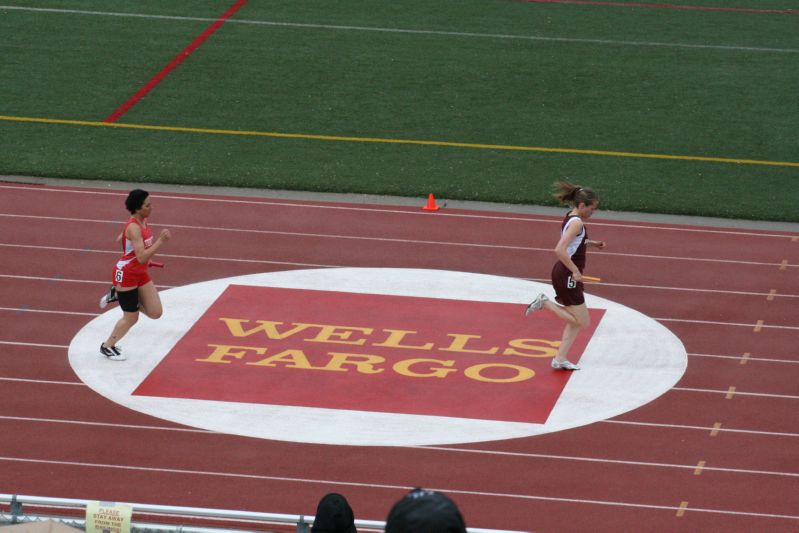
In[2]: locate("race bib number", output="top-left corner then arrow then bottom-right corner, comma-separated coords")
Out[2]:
567,276 -> 577,289
115,269 -> 124,283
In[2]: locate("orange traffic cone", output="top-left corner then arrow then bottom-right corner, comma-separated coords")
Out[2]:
422,193 -> 440,211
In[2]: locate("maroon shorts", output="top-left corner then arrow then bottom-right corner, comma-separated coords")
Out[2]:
551,262 -> 585,307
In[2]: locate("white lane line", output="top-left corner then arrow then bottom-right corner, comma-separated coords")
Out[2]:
672,387 -> 799,400
0,340 -> 69,349
2,5 -> 798,55
689,352 -> 799,364
0,377 -> 84,386
7,345 -> 799,374
656,318 -> 799,331
602,420 -> 799,438
0,456 -> 796,520
1,214 -> 796,269
0,416 -> 210,434
0,274 -> 175,290
0,306 -> 98,317
1,270 -> 797,302
6,372 -> 796,402
1,186 -> 797,240
418,446 -> 799,478
0,415 -> 795,478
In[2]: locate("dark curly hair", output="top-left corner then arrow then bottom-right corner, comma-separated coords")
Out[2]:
125,189 -> 149,214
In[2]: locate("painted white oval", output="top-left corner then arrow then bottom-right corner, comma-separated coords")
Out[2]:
69,268 -> 686,446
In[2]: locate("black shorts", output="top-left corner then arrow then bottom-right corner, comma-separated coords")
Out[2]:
551,262 -> 584,307
117,287 -> 140,312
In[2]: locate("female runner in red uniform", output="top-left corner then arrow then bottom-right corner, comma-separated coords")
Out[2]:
99,189 -> 171,361
525,181 -> 605,370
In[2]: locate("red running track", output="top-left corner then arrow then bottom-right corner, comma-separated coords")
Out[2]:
0,182 -> 797,532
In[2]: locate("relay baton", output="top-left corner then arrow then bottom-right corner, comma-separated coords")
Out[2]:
149,261 -> 164,268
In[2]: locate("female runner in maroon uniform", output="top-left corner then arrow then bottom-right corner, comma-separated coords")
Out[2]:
99,189 -> 171,361
525,181 -> 605,370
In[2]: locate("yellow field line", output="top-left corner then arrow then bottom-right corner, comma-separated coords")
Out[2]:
2,114 -> 798,168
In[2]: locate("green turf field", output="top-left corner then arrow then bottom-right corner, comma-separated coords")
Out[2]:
1,1 -> 797,221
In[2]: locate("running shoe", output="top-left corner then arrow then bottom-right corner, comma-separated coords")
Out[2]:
551,359 -> 580,370
99,286 -> 118,309
100,343 -> 126,361
524,293 -> 548,316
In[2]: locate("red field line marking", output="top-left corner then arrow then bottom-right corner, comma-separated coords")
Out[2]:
526,0 -> 798,14
104,0 -> 247,123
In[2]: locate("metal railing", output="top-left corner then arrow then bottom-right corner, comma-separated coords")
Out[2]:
0,494 -> 528,533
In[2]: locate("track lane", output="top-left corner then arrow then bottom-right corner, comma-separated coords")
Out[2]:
1,183 -> 797,531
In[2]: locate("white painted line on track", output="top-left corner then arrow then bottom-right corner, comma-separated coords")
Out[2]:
602,420 -> 799,438
2,269 -> 797,301
2,213 -> 797,269
2,6 -> 798,55
8,370 -> 798,402
0,274 -> 175,290
419,446 -> 799,478
672,387 -> 799,400
689,352 -> 799,364
2,186 -> 797,239
0,340 -> 68,349
0,377 -> 84,386
0,456 -> 796,520
0,306 -> 98,317
0,416 -> 211,434
0,242 -> 337,269
1,416 -> 795,478
657,318 -> 799,331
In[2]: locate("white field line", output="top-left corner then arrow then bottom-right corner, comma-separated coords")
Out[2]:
672,387 -> 799,400
2,5 -> 799,55
688,352 -> 799,364
0,306 -> 98,317
0,415 -> 796,478
601,419 -> 799,438
1,270 -> 796,302
655,317 -> 799,331
4,341 -> 797,366
2,371 -> 798,419
1,214 -> 797,270
0,340 -> 69,349
1,186 -> 798,240
0,274 -> 174,289
0,455 -> 796,520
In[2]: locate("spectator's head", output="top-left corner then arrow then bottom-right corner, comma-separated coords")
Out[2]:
385,488 -> 466,533
311,493 -> 356,533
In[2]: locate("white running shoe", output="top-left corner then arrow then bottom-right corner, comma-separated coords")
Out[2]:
99,286 -> 118,309
100,343 -> 126,361
524,293 -> 548,316
551,359 -> 580,370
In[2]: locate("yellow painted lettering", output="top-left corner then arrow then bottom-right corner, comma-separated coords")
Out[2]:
440,334 -> 498,354
247,349 -> 322,368
218,318 -> 316,339
503,338 -> 561,358
321,352 -> 385,374
393,358 -> 457,378
305,325 -> 373,345
373,329 -> 434,350
464,363 -> 535,383
195,344 -> 266,363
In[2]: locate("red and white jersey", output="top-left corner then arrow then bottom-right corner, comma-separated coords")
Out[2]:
117,217 -> 153,269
